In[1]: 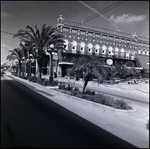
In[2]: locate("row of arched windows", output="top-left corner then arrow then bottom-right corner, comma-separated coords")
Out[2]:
64,39 -> 149,56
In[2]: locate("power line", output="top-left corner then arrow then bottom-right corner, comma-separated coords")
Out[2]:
78,1 -> 122,31
80,1 -> 122,24
79,1 -> 126,27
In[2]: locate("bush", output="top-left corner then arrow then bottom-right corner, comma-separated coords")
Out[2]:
72,86 -> 79,91
49,80 -> 58,86
56,86 -> 132,110
29,76 -> 37,82
85,89 -> 95,95
58,82 -> 65,89
65,82 -> 73,91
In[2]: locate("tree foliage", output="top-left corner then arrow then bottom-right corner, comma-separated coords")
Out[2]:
13,24 -> 65,81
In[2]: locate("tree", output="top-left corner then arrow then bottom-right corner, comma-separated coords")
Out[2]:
70,55 -> 107,93
19,41 -> 29,77
6,48 -> 23,76
13,24 -> 65,82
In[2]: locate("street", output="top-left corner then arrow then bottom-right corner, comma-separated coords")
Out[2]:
1,78 -> 136,148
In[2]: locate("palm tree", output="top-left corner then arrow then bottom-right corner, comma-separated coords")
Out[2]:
13,24 -> 65,82
19,41 -> 29,77
6,48 -> 23,77
70,55 -> 108,93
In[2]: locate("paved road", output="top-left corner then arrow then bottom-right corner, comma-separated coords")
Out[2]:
1,79 -> 137,148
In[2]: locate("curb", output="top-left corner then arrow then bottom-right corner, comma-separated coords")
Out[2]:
9,74 -> 135,113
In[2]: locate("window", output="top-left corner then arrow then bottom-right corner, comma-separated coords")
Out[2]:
138,50 -> 141,54
80,30 -> 85,35
72,29 -> 77,34
142,50 -> 145,55
96,34 -> 100,38
72,40 -> 77,53
88,32 -> 93,36
64,39 -> 69,50
88,43 -> 92,54
63,27 -> 69,32
95,44 -> 100,50
80,42 -> 85,54
120,48 -> 124,52
80,42 -> 85,47
102,45 -> 107,50
146,51 -> 149,55
102,35 -> 107,39
102,45 -> 106,54
115,47 -> 119,52
108,46 -> 113,55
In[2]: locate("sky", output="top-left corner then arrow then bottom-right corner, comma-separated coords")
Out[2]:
1,1 -> 149,64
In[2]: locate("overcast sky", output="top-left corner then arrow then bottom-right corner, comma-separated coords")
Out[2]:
1,1 -> 149,64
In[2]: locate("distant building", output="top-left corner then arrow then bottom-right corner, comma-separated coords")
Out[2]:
45,15 -> 149,78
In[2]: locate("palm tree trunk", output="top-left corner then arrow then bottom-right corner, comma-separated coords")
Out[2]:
37,64 -> 42,82
18,61 -> 21,77
82,80 -> 89,93
24,60 -> 27,77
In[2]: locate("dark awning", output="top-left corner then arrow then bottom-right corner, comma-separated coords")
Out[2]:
137,55 -> 149,70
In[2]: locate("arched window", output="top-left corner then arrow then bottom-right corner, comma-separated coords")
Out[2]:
131,50 -> 135,60
120,48 -> 124,58
126,50 -> 130,59
146,51 -> 149,55
95,44 -> 100,56
102,45 -> 106,54
80,42 -> 85,54
138,49 -> 141,54
108,46 -> 113,55
72,40 -> 77,53
64,39 -> 69,51
115,47 -> 119,57
88,43 -> 93,55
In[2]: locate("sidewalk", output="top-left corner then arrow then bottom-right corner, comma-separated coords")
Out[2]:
2,72 -> 149,148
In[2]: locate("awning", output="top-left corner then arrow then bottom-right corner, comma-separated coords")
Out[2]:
126,67 -> 143,70
137,55 -> 149,70
59,62 -> 73,65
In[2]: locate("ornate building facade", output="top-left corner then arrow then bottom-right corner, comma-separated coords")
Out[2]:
50,15 -> 149,78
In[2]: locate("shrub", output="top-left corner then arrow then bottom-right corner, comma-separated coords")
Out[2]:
28,76 -> 37,82
58,82 -> 65,89
73,86 -> 79,91
49,80 -> 58,86
65,83 -> 73,91
85,89 -> 95,95
114,99 -> 132,109
56,86 -> 132,110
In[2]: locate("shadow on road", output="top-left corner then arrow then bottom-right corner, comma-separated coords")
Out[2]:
1,80 -> 137,148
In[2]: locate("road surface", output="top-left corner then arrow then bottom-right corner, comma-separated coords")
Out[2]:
1,78 -> 136,148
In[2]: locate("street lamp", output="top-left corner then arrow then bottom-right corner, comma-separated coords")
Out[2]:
28,54 -> 33,77
47,44 -> 54,84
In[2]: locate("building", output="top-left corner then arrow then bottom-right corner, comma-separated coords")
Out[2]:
46,15 -> 149,78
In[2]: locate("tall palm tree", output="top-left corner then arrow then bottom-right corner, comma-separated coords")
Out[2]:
19,41 -> 29,77
6,48 -> 23,77
70,55 -> 108,93
13,24 -> 65,82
